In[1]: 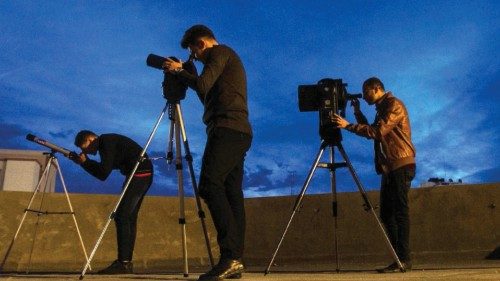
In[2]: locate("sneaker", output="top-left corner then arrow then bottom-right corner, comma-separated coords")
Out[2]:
97,260 -> 133,274
376,261 -> 411,273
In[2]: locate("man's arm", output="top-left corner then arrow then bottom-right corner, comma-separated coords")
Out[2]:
351,99 -> 368,124
334,99 -> 404,140
349,100 -> 404,140
174,47 -> 229,103
79,142 -> 115,181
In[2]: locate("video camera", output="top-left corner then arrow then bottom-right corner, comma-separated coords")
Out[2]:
146,54 -> 197,102
298,78 -> 361,143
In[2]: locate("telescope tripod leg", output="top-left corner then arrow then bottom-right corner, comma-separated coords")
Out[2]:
174,103 -> 214,267
335,143 -> 405,272
54,158 -> 92,270
1,156 -> 91,274
26,157 -> 57,273
0,157 -> 53,272
328,146 -> 341,273
264,143 -> 327,275
172,116 -> 189,277
166,114 -> 175,163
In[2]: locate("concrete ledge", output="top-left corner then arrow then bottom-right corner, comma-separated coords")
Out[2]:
0,183 -> 498,273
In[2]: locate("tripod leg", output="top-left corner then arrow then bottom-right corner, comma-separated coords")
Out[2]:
175,104 -> 214,267
79,103 -> 168,280
27,158 -> 54,273
264,142 -> 327,275
0,158 -> 52,272
174,120 -> 189,277
328,146 -> 340,273
53,158 -> 92,270
166,116 -> 175,164
335,143 -> 404,272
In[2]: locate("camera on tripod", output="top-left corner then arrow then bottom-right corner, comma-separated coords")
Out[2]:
146,54 -> 197,102
298,78 -> 361,143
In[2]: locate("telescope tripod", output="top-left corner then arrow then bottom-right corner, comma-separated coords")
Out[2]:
79,101 -> 214,279
264,139 -> 405,274
0,151 -> 91,273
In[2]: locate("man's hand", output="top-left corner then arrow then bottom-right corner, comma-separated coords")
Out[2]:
70,152 -> 87,165
332,113 -> 350,129
351,99 -> 361,112
162,57 -> 183,74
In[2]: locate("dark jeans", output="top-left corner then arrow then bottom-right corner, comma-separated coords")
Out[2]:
199,127 -> 252,261
380,164 -> 415,262
115,172 -> 153,262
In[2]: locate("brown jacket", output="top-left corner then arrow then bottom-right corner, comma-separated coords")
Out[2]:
346,92 -> 416,174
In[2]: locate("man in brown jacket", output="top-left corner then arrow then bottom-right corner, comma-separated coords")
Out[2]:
333,77 -> 416,273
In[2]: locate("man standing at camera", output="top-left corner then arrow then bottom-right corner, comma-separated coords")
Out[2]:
71,130 -> 153,274
163,25 -> 252,281
333,77 -> 416,273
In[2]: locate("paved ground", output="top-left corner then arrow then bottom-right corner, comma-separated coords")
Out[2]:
2,260 -> 499,280
1,268 -> 500,281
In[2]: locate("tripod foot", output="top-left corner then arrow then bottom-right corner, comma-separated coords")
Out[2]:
79,275 -> 84,280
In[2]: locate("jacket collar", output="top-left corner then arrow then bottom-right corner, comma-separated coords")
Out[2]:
375,91 -> 393,109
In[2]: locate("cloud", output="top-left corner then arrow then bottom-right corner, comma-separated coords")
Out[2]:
49,129 -> 75,140
0,121 -> 30,149
1,1 -> 498,198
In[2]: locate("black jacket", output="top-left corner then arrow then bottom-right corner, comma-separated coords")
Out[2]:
81,134 -> 152,181
178,45 -> 252,136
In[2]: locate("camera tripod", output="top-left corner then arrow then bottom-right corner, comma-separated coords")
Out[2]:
0,151 -> 91,273
79,101 -> 214,279
264,138 -> 404,274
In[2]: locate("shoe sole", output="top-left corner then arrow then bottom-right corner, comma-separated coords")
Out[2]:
227,272 -> 242,279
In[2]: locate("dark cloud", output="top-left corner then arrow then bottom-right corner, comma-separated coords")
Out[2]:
49,129 -> 75,139
243,162 -> 380,196
0,121 -> 30,149
465,167 -> 500,183
0,121 -> 26,140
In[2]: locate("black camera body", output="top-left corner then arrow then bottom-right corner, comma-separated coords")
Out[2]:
298,78 -> 361,143
146,54 -> 197,102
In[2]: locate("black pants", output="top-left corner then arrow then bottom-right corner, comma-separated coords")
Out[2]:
199,127 -> 252,261
115,173 -> 152,261
380,164 -> 415,262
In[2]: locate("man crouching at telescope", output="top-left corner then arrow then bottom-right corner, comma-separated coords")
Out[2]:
332,77 -> 416,273
163,25 -> 252,281
70,130 -> 153,274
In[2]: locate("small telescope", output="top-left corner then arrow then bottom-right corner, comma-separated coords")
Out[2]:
26,134 -> 77,158
146,54 -> 197,102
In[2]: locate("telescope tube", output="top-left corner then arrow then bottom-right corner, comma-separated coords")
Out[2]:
26,134 -> 76,158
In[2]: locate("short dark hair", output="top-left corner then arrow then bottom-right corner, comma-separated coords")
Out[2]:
180,24 -> 216,49
74,130 -> 97,147
363,77 -> 385,91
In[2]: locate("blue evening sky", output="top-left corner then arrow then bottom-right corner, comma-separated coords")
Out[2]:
1,1 -> 498,197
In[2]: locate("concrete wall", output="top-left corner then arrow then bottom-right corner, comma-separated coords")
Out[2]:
0,183 -> 498,273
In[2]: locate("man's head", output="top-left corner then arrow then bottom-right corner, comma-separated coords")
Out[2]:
74,130 -> 99,155
180,24 -> 218,63
362,77 -> 386,105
